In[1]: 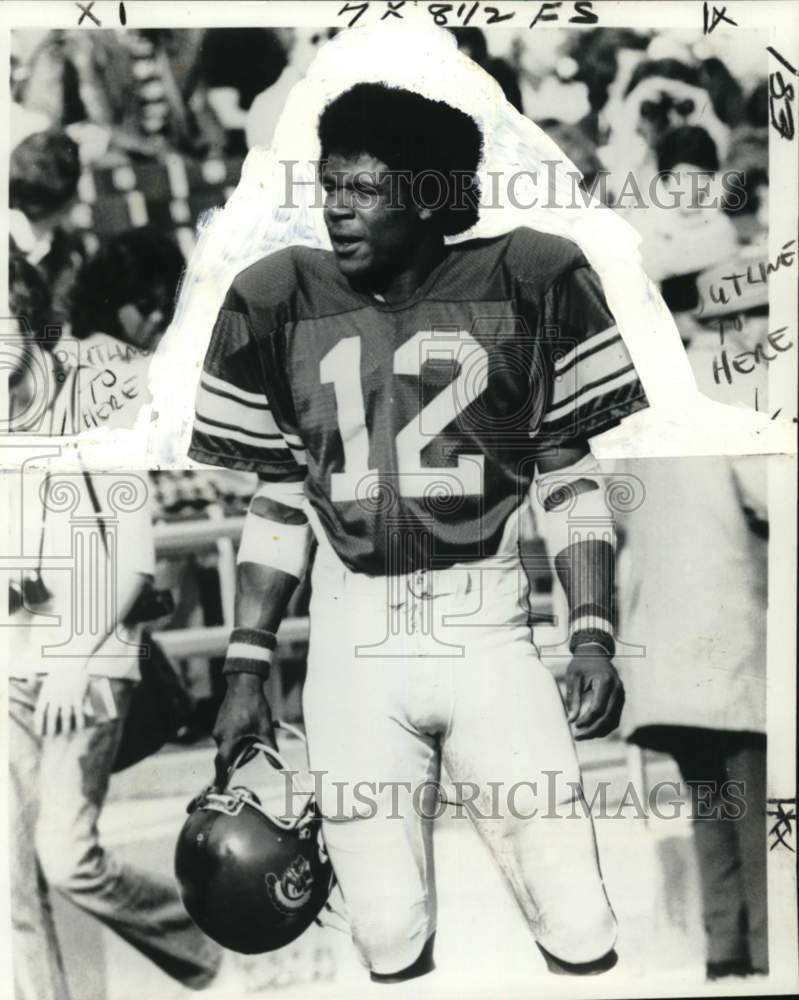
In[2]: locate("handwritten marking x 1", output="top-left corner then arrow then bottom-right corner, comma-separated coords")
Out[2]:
76,1 -> 101,26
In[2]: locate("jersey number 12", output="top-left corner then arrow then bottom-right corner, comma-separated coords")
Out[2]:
320,330 -> 489,502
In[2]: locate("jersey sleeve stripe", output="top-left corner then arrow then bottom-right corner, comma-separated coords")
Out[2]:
200,370 -> 272,407
199,377 -> 271,411
190,429 -> 306,476
554,325 -> 619,375
555,330 -> 622,378
194,417 -> 289,449
195,384 -> 283,438
545,365 -> 636,420
550,335 -> 632,412
540,377 -> 647,436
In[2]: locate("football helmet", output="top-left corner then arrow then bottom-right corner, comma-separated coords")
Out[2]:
174,723 -> 333,954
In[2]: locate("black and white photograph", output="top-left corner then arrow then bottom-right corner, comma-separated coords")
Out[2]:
1,2 -> 797,999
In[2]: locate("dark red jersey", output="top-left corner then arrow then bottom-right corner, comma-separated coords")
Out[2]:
190,227 -> 647,575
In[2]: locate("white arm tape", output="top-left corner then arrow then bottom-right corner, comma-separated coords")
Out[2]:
528,453 -> 616,559
237,510 -> 310,578
253,478 -> 306,509
239,479 -> 309,578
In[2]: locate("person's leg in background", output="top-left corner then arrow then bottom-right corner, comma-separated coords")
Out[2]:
196,557 -> 228,727
671,728 -> 751,978
725,732 -> 768,974
158,553 -> 219,742
9,679 -> 71,1000
32,676 -> 223,992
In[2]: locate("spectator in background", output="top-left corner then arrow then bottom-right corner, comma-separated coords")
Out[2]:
201,28 -> 289,148
698,56 -> 746,134
631,125 -> 738,340
6,252 -> 61,433
202,28 -> 289,111
55,227 -> 185,435
744,79 -> 769,130
507,29 -> 591,124
724,83 -> 769,245
627,57 -> 734,146
9,235 -> 223,1000
8,253 -> 58,353
617,247 -> 770,982
568,28 -> 651,146
601,57 -> 732,203
9,129 -> 87,328
450,28 -> 523,111
7,466 -> 226,1000
10,46 -> 52,148
537,118 -> 603,193
70,226 -> 184,349
19,29 -> 226,160
245,28 -> 339,150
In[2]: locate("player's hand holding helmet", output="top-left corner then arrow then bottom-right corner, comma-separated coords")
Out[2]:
175,726 -> 334,954
213,671 -> 277,781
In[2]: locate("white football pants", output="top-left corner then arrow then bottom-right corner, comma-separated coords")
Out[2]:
302,545 -> 617,976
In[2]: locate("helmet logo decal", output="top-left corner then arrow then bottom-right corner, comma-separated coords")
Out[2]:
265,855 -> 314,913
317,828 -> 329,865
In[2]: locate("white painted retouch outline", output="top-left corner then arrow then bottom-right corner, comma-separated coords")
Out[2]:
6,14 -> 792,473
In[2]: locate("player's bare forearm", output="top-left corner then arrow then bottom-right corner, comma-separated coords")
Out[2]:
215,580 -> 293,773
554,528 -> 625,741
553,538 -> 624,740
235,559 -> 299,635
535,442 -> 624,740
537,441 -> 615,618
214,492 -> 309,768
214,561 -> 297,768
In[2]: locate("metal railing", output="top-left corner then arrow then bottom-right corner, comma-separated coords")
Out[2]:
155,619 -> 309,659
151,511 -> 554,657
151,513 -> 645,791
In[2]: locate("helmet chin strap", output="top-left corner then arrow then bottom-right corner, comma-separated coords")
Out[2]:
210,726 -> 316,831
224,719 -> 308,780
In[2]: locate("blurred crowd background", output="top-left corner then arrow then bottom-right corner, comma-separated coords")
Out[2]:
7,24 -> 770,740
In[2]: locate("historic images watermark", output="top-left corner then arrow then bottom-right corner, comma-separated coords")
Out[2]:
273,769 -> 751,824
281,160 -> 750,214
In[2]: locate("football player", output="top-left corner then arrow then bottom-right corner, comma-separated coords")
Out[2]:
191,83 -> 648,983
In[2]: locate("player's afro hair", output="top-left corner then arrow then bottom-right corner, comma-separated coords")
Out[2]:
318,83 -> 483,237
